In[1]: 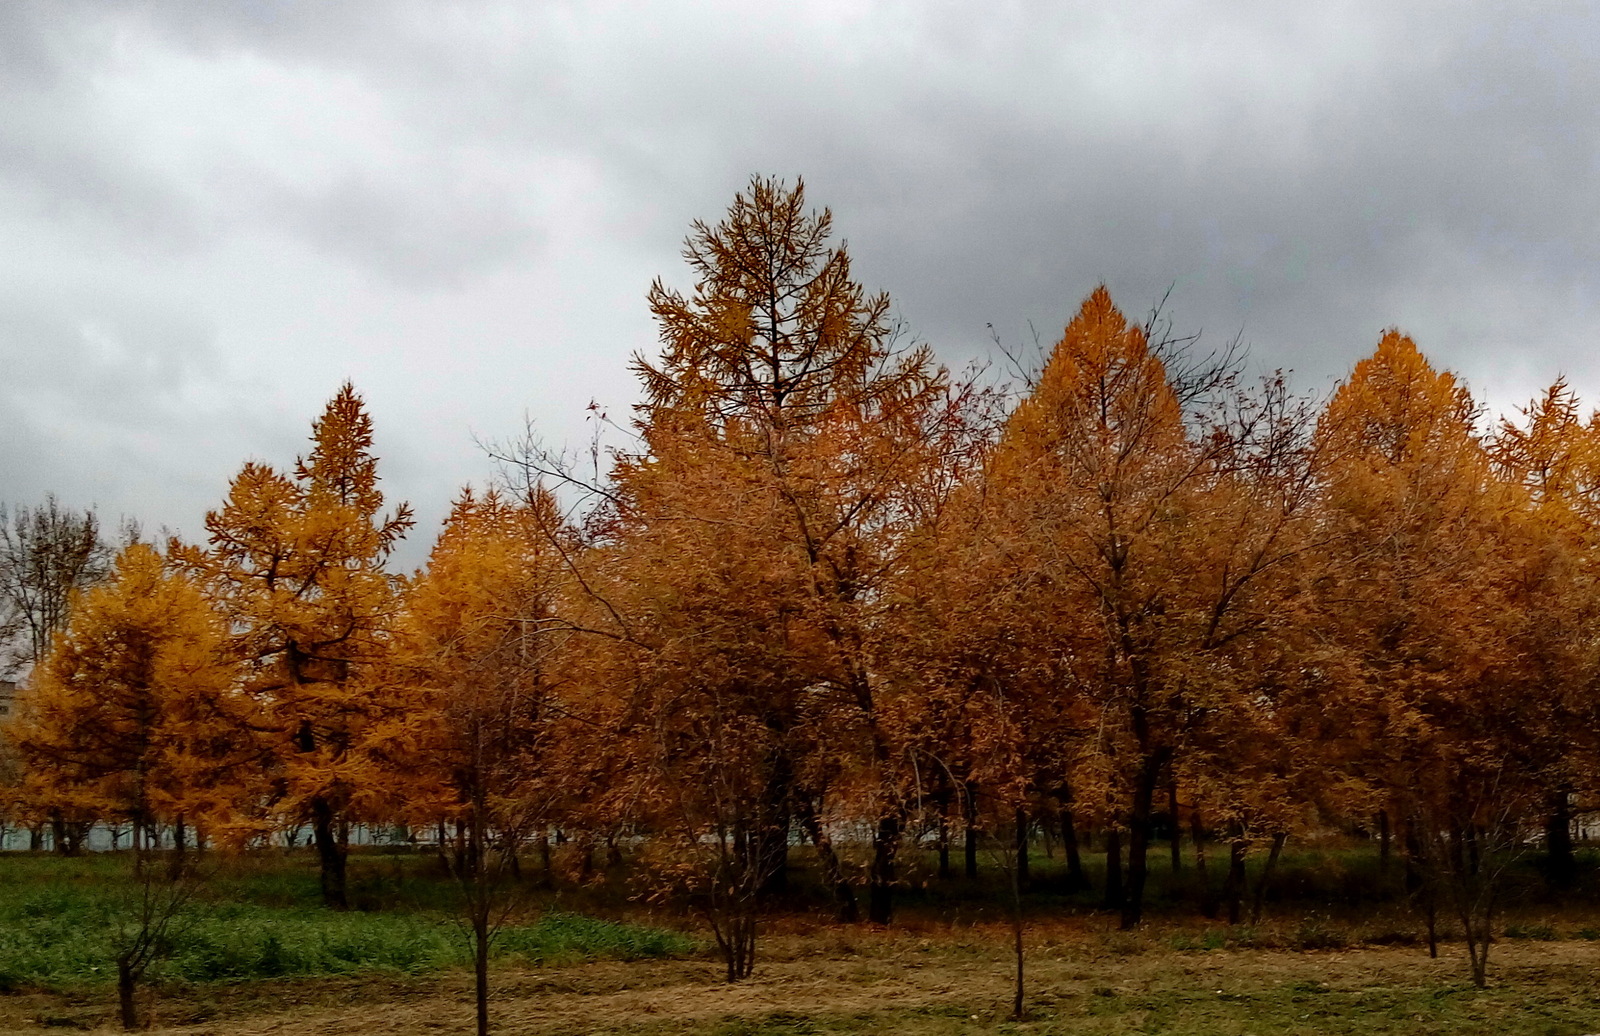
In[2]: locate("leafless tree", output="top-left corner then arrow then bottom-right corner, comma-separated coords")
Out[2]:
0,496 -> 115,677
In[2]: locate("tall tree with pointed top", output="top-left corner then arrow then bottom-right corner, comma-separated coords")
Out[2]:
537,176 -> 985,953
175,382 -> 413,909
1488,380 -> 1600,886
988,286 -> 1318,928
1309,332 -> 1552,985
376,485 -> 567,1036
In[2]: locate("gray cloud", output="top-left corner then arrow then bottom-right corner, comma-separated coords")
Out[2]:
258,169 -> 541,289
4,0 -> 1600,564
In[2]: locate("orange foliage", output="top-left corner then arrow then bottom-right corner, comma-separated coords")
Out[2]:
12,544 -> 252,839
14,177 -> 1600,997
172,382 -> 412,907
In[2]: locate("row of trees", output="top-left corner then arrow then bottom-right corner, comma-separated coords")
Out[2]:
7,179 -> 1600,1000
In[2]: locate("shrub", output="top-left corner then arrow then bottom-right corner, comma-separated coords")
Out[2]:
1295,915 -> 1349,950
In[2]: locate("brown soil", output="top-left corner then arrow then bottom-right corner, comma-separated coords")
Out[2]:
5,928 -> 1598,1035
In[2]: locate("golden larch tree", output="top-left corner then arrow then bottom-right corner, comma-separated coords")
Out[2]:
174,382 -> 413,909
626,176 -> 982,932
1485,379 -> 1600,887
1310,331 -> 1546,986
377,486 -> 566,1036
989,287 -> 1318,928
12,542 -> 251,1028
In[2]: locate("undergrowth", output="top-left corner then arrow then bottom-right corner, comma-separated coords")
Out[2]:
0,853 -> 694,990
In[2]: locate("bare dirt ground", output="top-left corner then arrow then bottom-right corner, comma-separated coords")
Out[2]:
7,926 -> 1600,1035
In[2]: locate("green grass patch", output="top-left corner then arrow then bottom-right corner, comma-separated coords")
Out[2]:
0,852 -> 693,990
499,912 -> 695,964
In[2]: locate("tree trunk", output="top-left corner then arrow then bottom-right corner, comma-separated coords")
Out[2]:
1455,867 -> 1493,989
1377,809 -> 1391,879
1402,821 -> 1438,957
1119,754 -> 1165,929
1061,808 -> 1088,892
1545,789 -> 1575,890
577,834 -> 596,884
937,811 -> 952,880
797,799 -> 857,922
168,815 -> 188,881
1221,827 -> 1248,925
474,902 -> 491,1036
963,781 -> 980,880
1193,812 -> 1216,918
1465,929 -> 1488,987
117,958 -> 138,1031
722,912 -> 756,982
52,816 -> 84,856
311,797 -> 349,910
1014,808 -> 1030,890
757,821 -> 789,898
536,831 -> 553,889
1102,829 -> 1125,911
1010,841 -> 1025,1021
1168,777 -> 1182,874
868,813 -> 900,925
1248,832 -> 1286,923
1404,833 -> 1422,896
758,760 -> 791,897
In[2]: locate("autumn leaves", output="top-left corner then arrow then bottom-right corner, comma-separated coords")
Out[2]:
10,178 -> 1600,994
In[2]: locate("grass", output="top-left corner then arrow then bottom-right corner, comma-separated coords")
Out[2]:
513,928 -> 1600,1036
500,912 -> 697,964
2,840 -> 1600,1033
878,839 -> 1600,934
641,979 -> 1600,1036
0,851 -> 695,990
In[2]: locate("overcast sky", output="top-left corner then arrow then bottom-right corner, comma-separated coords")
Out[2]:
5,1 -> 1599,566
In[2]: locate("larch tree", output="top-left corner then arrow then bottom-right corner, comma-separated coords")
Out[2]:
597,435 -> 816,980
631,175 -> 984,929
378,486 -> 566,1036
174,382 -> 413,909
11,542 -> 248,1029
886,458 -> 1054,888
1487,380 -> 1600,888
988,287 -> 1318,928
0,497 -> 127,854
1310,332 -> 1546,986
507,176 -> 984,966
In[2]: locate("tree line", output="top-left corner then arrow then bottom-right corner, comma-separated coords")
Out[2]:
5,177 -> 1599,995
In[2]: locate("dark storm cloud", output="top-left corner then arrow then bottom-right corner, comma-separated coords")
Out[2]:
783,3 -> 1600,394
5,0 -> 1600,557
